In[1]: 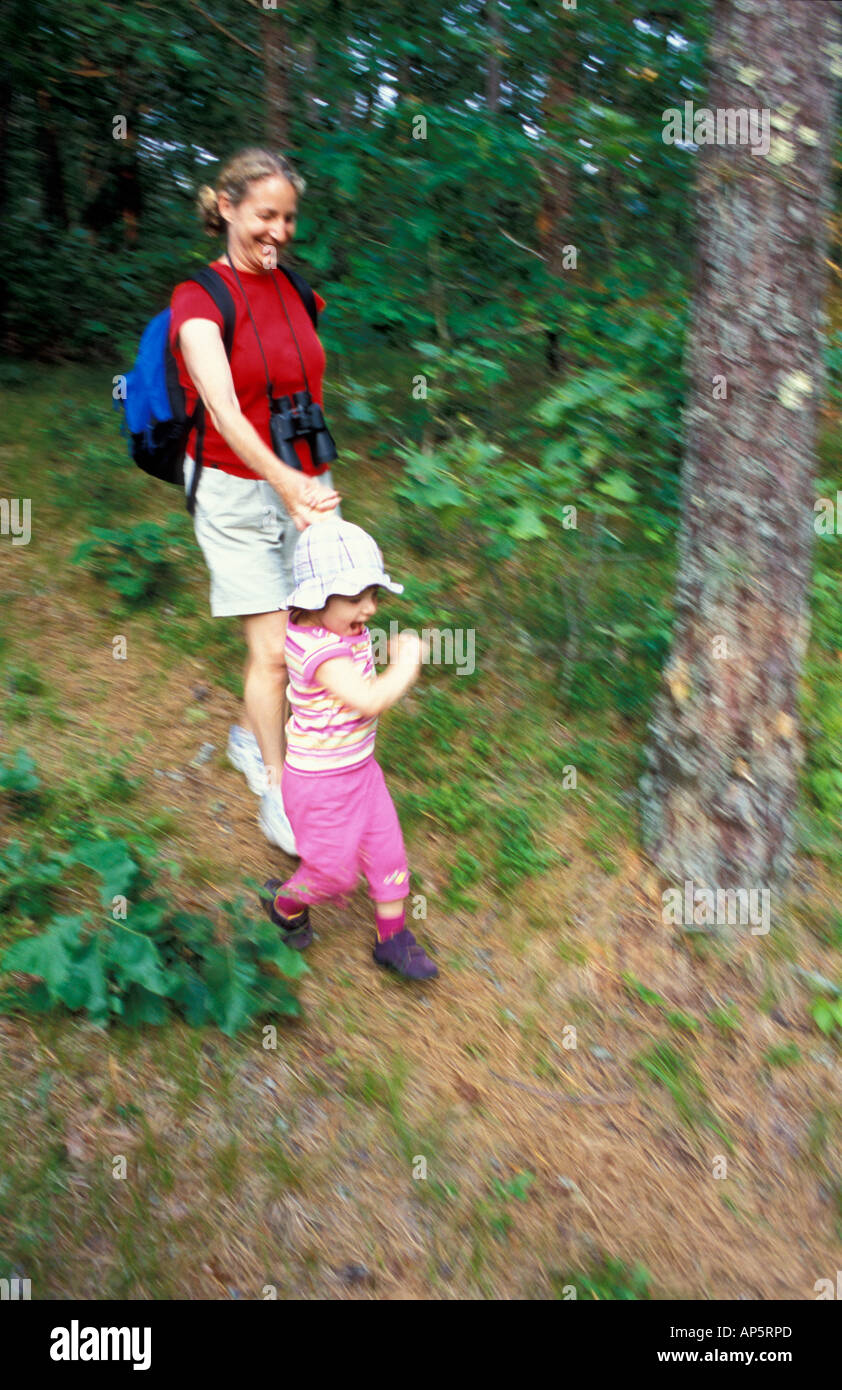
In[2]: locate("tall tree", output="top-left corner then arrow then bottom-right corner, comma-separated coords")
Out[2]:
260,6 -> 291,149
640,0 -> 839,888
538,2 -> 579,374
486,0 -> 502,114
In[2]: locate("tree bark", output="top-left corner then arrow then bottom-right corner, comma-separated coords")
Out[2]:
640,0 -> 839,890
36,88 -> 69,228
0,75 -> 11,335
486,0 -> 502,114
539,3 -> 577,375
299,34 -> 321,128
261,9 -> 289,150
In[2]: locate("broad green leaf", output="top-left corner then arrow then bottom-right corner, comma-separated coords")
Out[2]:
2,914 -> 85,999
72,839 -> 138,904
509,506 -> 548,541
106,929 -> 171,995
58,933 -> 109,1024
203,947 -> 260,1038
595,472 -> 639,503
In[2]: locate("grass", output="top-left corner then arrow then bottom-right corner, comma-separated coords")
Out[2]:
634,1040 -> 733,1151
549,1254 -> 653,1301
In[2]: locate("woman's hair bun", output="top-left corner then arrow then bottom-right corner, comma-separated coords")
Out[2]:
197,184 -> 225,235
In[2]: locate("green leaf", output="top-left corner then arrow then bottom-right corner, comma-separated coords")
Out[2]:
2,914 -> 85,999
254,977 -> 303,1020
509,506 -> 548,541
0,749 -> 40,794
172,43 -> 203,66
168,965 -> 214,1027
106,929 -> 171,995
252,930 -> 310,981
72,839 -> 138,904
203,947 -> 260,1038
595,472 -> 638,503
58,933 -> 109,1024
122,986 -> 169,1027
812,998 -> 835,1035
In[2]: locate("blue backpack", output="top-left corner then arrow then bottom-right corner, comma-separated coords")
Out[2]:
117,263 -> 319,515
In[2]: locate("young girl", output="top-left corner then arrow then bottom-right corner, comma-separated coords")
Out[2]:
259,518 -> 438,981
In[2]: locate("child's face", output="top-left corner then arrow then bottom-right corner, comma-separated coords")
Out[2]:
320,585 -> 379,637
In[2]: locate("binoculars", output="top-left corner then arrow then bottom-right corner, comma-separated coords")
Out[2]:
269,390 -> 338,472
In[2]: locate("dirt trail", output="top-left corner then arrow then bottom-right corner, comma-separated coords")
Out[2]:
2,550 -> 842,1299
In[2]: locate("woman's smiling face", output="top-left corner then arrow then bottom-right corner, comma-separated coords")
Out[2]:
220,175 -> 298,272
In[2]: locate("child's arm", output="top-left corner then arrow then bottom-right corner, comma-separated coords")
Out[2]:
317,633 -> 426,718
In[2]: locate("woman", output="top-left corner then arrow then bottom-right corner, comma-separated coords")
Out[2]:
169,148 -> 340,855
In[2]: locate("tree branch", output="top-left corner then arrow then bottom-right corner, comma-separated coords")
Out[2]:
187,0 -> 261,56
498,226 -> 546,260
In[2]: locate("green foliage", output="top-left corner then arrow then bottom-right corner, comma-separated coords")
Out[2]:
492,805 -> 556,891
72,515 -> 189,606
811,991 -> 842,1040
444,848 -> 483,911
0,749 -> 43,814
707,1003 -> 742,1039
622,973 -> 701,1034
5,663 -> 45,697
45,421 -> 140,523
551,1254 -> 653,1301
0,839 -> 65,921
823,330 -> 842,408
0,807 -> 306,1036
635,1041 -> 731,1149
762,1042 -> 801,1069
475,1169 -> 535,1241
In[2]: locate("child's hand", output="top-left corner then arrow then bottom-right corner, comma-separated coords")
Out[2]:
390,631 -> 427,669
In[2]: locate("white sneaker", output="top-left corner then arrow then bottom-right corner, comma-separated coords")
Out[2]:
227,724 -> 268,796
259,788 -> 298,856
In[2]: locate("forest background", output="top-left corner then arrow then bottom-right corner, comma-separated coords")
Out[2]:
1,0 -> 842,1301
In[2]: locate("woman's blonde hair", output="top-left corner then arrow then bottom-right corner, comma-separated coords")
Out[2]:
197,147 -> 306,235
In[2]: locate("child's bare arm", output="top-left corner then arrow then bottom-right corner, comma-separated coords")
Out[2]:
317,634 -> 426,717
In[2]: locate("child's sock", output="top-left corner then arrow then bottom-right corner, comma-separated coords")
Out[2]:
375,906 -> 405,942
274,890 -> 307,920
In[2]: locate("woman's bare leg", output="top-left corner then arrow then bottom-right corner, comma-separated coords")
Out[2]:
241,610 -> 289,790
241,653 -> 256,738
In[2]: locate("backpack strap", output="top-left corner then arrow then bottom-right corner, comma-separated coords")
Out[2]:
278,264 -> 319,330
181,263 -> 318,514
184,266 -> 236,515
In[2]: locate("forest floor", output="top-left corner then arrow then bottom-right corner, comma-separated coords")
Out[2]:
1,366 -> 841,1300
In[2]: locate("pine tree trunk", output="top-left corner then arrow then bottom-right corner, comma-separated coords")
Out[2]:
300,35 -> 321,128
539,3 -> 577,375
486,0 -> 502,114
640,0 -> 839,890
0,75 -> 11,337
262,10 -> 289,150
36,88 -> 68,228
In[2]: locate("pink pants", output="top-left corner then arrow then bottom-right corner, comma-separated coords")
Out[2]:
280,758 -> 410,907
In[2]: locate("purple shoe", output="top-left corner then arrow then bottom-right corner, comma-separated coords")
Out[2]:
260,879 -> 313,950
373,928 -> 438,980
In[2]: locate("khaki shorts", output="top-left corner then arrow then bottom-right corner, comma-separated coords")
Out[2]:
184,457 -> 338,618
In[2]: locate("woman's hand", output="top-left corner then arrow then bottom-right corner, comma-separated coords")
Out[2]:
284,476 -> 342,531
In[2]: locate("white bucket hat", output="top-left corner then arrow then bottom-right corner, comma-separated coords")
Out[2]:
286,518 -> 404,610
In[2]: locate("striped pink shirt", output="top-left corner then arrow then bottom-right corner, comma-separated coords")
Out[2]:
284,622 -> 378,774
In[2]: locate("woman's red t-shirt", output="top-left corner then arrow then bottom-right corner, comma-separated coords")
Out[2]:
169,260 -> 329,479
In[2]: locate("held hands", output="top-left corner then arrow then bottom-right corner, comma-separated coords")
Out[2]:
285,477 -> 342,531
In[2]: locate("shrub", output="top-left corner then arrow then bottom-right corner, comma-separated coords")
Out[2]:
72,515 -> 189,606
